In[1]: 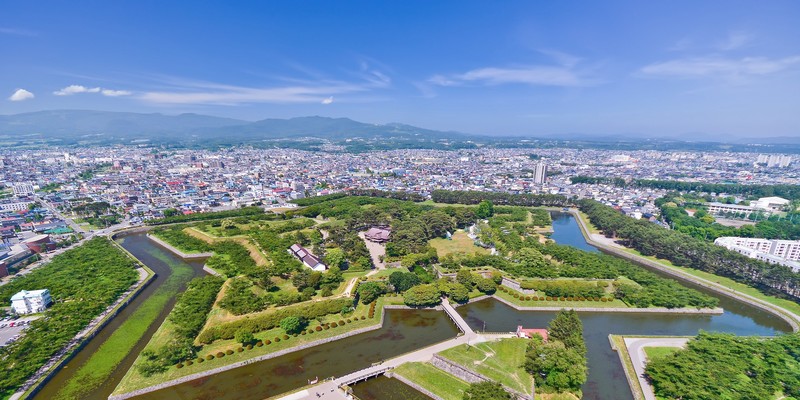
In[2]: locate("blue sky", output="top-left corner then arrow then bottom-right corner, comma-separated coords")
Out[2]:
2,1 -> 799,138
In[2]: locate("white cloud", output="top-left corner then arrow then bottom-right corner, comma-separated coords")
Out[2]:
54,85 -> 101,95
101,89 -> 131,97
640,56 -> 800,80
54,84 -> 131,97
429,65 -> 590,87
8,89 -> 34,101
321,96 -> 334,105
719,31 -> 754,51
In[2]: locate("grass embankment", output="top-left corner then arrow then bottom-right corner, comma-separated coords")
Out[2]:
55,251 -> 194,400
184,227 -> 269,266
113,297 -> 388,395
609,335 -> 645,400
438,338 -> 533,395
574,211 -> 601,234
643,346 -> 680,362
617,246 -> 800,319
393,362 -> 470,400
495,286 -> 629,308
430,230 -> 488,258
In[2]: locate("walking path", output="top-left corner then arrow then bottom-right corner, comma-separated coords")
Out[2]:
624,337 -> 689,400
358,231 -> 386,270
278,299 -> 494,400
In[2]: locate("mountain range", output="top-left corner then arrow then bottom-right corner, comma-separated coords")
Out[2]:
1,110 -> 799,150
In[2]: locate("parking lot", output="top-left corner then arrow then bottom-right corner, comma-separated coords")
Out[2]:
0,317 -> 38,347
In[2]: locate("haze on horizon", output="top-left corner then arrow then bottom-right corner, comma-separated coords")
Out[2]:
2,1 -> 799,139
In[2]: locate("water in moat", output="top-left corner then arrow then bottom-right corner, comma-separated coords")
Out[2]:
34,212 -> 793,400
354,211 -> 793,400
33,231 -> 207,400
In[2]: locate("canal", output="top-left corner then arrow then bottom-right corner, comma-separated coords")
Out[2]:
36,212 -> 794,400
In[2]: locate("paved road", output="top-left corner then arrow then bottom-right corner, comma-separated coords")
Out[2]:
624,337 -> 689,400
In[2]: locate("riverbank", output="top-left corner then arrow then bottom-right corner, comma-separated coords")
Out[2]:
11,239 -> 155,400
455,293 -> 724,315
110,300 -> 395,400
568,208 -> 800,332
145,234 -> 213,259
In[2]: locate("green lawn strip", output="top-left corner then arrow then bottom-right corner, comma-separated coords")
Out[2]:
610,335 -> 645,400
438,339 -> 533,395
575,211 -> 601,234
54,252 -> 194,399
430,231 -> 488,258
369,266 -> 410,279
495,286 -> 629,308
114,297 -> 385,395
617,247 -> 800,318
643,346 -> 680,363
150,229 -> 209,254
393,362 -> 470,400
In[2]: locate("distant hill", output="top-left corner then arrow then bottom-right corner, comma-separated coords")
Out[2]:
0,110 -> 465,145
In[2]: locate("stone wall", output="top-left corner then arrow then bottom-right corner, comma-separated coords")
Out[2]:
501,277 -> 537,295
430,355 -> 532,400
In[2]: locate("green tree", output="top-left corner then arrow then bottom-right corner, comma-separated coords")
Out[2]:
279,316 -> 306,335
463,381 -> 510,400
389,271 -> 421,292
475,200 -> 495,219
403,284 -> 442,306
324,248 -> 346,270
357,281 -> 387,304
163,208 -> 179,217
548,309 -> 585,355
456,268 -> 474,288
235,329 -> 255,345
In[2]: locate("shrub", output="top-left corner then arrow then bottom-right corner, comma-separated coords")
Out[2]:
324,325 -> 330,330
315,326 -> 322,331
206,354 -> 215,360
216,352 -> 225,358
275,337 -> 281,342
301,331 -> 306,335
546,296 -> 552,301
246,344 -> 253,349
346,319 -> 352,323
330,322 -> 338,327
339,320 -> 345,325
539,296 -> 545,301
525,296 -> 531,301
560,297 -> 566,301
600,297 -> 607,302
282,334 -> 289,340
226,349 -> 234,355
237,347 -> 244,352
197,357 -> 205,363
186,360 -> 194,365
264,340 -> 271,345
176,363 -> 184,369
361,315 -> 366,320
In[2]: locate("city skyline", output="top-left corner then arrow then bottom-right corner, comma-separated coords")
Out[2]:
3,1 -> 800,138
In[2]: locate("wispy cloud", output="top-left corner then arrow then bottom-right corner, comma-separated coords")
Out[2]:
54,84 -> 131,97
640,56 -> 800,80
429,65 -> 590,87
138,69 -> 389,105
8,89 -> 34,101
0,27 -> 37,37
719,31 -> 754,51
429,51 -> 595,88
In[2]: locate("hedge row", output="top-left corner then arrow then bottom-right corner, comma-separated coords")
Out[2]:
176,317 -> 368,369
197,298 -> 353,343
498,286 -> 612,302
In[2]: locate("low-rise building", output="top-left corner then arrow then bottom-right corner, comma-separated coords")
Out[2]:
288,244 -> 327,272
10,289 -> 52,315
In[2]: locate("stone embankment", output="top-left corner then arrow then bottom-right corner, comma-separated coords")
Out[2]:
146,234 -> 214,259
109,309 -> 389,400
568,209 -> 800,332
430,355 -> 532,400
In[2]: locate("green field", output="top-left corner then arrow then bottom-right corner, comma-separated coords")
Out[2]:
393,362 -> 470,400
438,338 -> 533,395
430,230 -> 488,257
55,249 -> 193,400
644,346 -> 680,362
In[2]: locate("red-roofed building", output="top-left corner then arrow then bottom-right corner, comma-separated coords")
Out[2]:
516,326 -> 548,341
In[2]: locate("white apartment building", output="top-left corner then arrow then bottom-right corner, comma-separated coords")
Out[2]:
10,289 -> 52,315
714,237 -> 800,272
706,196 -> 790,217
12,183 -> 35,197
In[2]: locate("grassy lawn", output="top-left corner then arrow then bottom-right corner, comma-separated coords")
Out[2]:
369,266 -> 409,279
55,251 -> 193,399
643,346 -> 680,362
114,297 -> 386,395
393,362 -> 470,400
575,211 -> 601,234
438,338 -> 533,395
430,230 -> 488,258
617,247 -> 800,320
184,227 -> 270,266
495,286 -> 629,309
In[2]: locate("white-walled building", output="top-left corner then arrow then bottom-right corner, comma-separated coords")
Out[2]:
714,237 -> 800,272
10,289 -> 52,315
